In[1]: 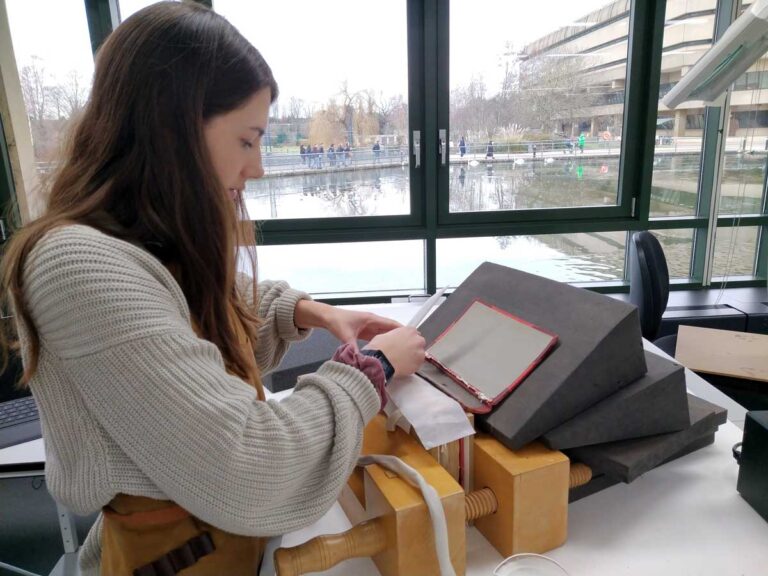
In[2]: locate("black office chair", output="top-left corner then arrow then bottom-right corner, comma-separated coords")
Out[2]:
629,231 -> 677,356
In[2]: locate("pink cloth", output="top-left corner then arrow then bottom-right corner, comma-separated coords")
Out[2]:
332,343 -> 387,409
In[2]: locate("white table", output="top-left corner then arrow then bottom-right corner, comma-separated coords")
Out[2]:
2,303 -> 766,576
279,420 -> 762,576
278,305 -> 767,576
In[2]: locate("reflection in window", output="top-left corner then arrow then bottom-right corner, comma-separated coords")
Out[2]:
713,226 -> 759,278
246,240 -> 424,298
448,159 -> 619,212
449,0 -> 628,212
437,232 -> 626,287
652,228 -> 694,280
6,0 -> 94,168
244,167 -> 409,220
651,0 -> 717,219
721,46 -> 768,218
215,0 -> 410,220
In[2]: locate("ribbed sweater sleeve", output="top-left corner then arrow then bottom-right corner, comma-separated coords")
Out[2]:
235,273 -> 313,374
22,226 -> 380,536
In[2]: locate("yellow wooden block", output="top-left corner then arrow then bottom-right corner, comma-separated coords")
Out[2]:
337,414 -> 466,576
364,459 -> 466,576
472,434 -> 569,557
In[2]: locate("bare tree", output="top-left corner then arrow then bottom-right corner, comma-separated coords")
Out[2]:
364,91 -> 408,138
450,76 -> 497,140
20,56 -> 48,122
287,96 -> 307,120
514,53 -> 600,133
336,81 -> 362,145
449,48 -> 603,144
61,70 -> 87,116
47,85 -> 65,120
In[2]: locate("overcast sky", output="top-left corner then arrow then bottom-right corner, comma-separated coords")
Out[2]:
7,0 -> 611,107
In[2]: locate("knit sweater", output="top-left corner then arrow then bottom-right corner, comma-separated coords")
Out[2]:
18,225 -> 380,574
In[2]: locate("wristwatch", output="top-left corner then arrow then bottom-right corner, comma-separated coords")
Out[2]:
361,349 -> 395,382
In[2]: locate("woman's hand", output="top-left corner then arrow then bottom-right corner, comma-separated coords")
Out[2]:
325,308 -> 403,344
294,301 -> 402,345
365,327 -> 426,377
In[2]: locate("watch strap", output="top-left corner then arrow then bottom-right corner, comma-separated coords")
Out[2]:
361,349 -> 395,382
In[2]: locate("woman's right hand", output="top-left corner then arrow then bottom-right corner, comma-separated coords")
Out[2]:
365,326 -> 426,377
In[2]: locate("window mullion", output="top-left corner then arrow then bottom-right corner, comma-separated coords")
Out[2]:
83,0 -> 118,55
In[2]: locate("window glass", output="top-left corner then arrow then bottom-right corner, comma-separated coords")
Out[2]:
215,0 -> 411,220
652,228 -> 694,280
712,225 -> 759,278
246,240 -> 424,298
437,232 -> 627,287
6,0 -> 94,168
651,0 -> 717,218
244,164 -> 409,220
449,0 -> 628,212
720,48 -> 768,217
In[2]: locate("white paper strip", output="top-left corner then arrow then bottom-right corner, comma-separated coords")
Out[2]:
386,374 -> 475,449
407,287 -> 447,328
383,288 -> 474,449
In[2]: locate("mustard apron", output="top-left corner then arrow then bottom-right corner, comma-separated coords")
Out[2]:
101,301 -> 267,576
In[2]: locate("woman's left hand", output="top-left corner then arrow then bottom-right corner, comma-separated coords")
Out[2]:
325,308 -> 402,346
294,300 -> 402,346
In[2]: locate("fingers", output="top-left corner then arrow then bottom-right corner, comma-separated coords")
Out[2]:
372,316 -> 402,330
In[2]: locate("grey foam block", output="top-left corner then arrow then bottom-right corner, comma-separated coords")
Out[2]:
565,394 -> 727,483
542,351 -> 689,450
568,431 -> 716,503
418,262 -> 647,450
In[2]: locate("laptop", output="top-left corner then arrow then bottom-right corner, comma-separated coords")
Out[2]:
0,319 -> 41,450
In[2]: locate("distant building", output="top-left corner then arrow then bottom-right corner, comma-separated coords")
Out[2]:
521,0 -> 768,140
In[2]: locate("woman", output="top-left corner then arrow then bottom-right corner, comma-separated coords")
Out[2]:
0,2 -> 425,574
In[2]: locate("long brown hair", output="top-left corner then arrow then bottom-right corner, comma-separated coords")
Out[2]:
1,1 -> 278,385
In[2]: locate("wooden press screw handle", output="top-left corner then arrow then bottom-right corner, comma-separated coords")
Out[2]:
274,517 -> 387,576
569,462 -> 593,489
466,462 -> 592,523
466,487 -> 498,521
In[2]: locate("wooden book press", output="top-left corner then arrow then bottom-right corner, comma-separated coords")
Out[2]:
274,414 -> 592,576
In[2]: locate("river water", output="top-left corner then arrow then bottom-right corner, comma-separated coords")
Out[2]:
244,154 -> 766,293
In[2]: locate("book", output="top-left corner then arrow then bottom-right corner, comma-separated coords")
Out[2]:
418,299 -> 558,413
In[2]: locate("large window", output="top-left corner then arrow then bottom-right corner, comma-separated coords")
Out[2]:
654,228 -> 695,280
253,240 -> 425,298
215,0 -> 412,222
650,0 -> 717,219
713,225 -> 760,278
448,0 -> 629,213
1,0 -> 765,299
6,0 -> 94,167
721,49 -> 768,218
437,232 -> 627,287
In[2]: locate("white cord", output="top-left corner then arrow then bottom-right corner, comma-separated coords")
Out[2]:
358,454 -> 457,576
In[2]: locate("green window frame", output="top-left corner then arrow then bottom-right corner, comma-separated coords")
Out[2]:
67,0 -> 768,302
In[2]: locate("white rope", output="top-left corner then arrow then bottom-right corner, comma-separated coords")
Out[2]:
358,454 -> 457,576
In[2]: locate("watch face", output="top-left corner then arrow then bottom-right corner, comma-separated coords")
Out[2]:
362,349 -> 394,381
